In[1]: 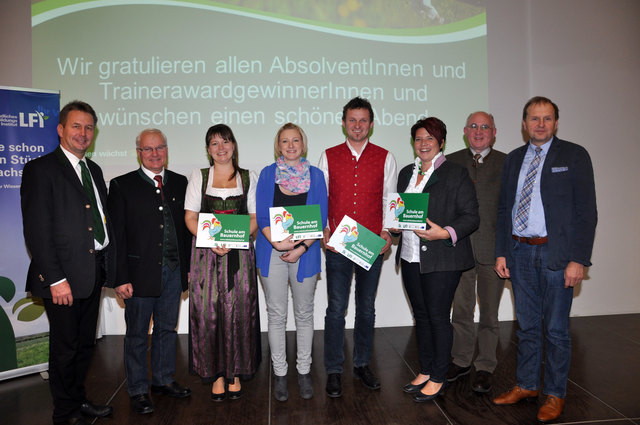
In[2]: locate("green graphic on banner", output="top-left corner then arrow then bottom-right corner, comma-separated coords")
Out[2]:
269,205 -> 323,242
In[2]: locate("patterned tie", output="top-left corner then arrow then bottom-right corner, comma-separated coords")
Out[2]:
79,161 -> 105,244
154,175 -> 165,201
473,153 -> 482,167
471,153 -> 482,183
514,147 -> 543,232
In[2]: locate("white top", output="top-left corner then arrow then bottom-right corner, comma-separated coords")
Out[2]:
185,166 -> 257,214
401,153 -> 441,263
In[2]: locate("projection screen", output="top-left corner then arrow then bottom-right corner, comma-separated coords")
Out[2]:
31,0 -> 489,332
32,0 -> 488,179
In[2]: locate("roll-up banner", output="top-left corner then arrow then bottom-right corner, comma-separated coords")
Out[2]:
0,86 -> 59,380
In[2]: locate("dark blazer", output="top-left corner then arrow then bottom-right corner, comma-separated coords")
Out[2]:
107,169 -> 191,297
395,159 -> 479,273
495,137 -> 597,270
21,146 -> 116,299
447,148 -> 506,265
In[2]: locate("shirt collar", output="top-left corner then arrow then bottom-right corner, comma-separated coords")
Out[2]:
141,165 -> 165,182
59,144 -> 84,168
470,147 -> 492,161
414,151 -> 445,172
528,137 -> 554,155
345,139 -> 369,158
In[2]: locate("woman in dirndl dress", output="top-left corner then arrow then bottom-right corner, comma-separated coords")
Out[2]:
184,124 -> 261,401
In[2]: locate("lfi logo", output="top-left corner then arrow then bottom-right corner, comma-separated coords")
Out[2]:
19,111 -> 45,128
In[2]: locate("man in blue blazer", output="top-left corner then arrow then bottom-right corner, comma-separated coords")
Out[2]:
21,101 -> 116,425
493,97 -> 597,422
108,129 -> 192,414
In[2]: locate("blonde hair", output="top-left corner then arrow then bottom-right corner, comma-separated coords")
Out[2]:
273,123 -> 308,160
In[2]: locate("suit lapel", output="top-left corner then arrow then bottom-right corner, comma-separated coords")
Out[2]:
484,148 -> 496,163
423,168 -> 440,191
507,146 -> 528,206
423,155 -> 449,191
87,158 -> 108,206
54,146 -> 88,199
466,149 -> 475,164
512,145 -> 528,180
540,136 -> 559,180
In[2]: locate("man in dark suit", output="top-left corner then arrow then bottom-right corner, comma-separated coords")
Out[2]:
21,100 -> 116,425
108,129 -> 191,414
493,97 -> 597,422
446,112 -> 506,393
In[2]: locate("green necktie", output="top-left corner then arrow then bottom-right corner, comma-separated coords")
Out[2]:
79,161 -> 105,244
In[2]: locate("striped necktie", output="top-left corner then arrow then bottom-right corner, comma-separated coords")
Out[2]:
514,147 -> 543,232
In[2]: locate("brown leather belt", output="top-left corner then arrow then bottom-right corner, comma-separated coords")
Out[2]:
512,235 -> 548,245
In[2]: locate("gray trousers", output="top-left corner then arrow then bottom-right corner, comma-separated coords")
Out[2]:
259,249 -> 317,376
451,262 -> 505,373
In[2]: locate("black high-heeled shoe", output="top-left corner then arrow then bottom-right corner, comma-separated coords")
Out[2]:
228,381 -> 243,400
210,391 -> 226,402
228,388 -> 243,400
402,380 -> 428,394
413,381 -> 446,402
211,380 -> 227,402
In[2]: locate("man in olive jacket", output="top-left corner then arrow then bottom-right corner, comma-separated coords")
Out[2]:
446,111 -> 506,393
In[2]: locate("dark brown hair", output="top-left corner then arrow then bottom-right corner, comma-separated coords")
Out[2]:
59,100 -> 97,126
411,117 -> 447,148
205,124 -> 239,180
342,96 -> 374,122
522,96 -> 559,120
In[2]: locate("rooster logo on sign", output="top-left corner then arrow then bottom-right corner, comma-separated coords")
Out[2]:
389,197 -> 405,221
274,210 -> 294,233
340,224 -> 359,246
201,216 -> 222,240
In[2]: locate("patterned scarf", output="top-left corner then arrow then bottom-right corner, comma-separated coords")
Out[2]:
275,156 -> 310,194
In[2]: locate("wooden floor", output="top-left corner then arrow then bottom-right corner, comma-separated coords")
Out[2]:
1,314 -> 639,425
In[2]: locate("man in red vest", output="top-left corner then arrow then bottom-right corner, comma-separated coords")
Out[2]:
318,97 -> 397,398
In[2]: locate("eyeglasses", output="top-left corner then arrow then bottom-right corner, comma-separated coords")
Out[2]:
137,145 -> 167,154
467,123 -> 493,131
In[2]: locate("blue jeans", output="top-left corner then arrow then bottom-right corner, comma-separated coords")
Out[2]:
510,241 -> 573,398
324,250 -> 383,374
124,265 -> 182,396
401,261 -> 461,383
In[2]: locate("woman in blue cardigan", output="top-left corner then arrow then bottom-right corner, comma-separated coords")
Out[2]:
255,123 -> 328,401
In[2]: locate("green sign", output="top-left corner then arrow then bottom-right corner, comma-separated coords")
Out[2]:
196,213 -> 250,249
384,192 -> 430,230
269,205 -> 323,241
327,216 -> 385,270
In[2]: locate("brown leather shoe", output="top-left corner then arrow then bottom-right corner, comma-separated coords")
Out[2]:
493,385 -> 539,405
537,395 -> 565,423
